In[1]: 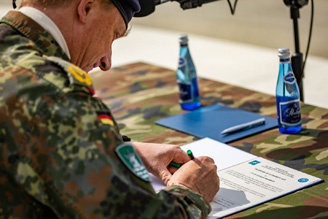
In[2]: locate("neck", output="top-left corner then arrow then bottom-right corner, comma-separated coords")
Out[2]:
25,2 -> 81,61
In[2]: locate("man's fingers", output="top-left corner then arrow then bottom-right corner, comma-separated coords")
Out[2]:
159,169 -> 172,185
173,148 -> 191,163
167,166 -> 179,174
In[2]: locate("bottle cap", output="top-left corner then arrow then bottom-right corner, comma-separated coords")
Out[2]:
179,34 -> 189,44
278,48 -> 290,58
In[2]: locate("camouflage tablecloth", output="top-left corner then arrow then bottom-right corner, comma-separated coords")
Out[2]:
90,62 -> 328,219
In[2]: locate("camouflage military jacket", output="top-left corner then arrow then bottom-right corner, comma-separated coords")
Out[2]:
0,11 -> 211,218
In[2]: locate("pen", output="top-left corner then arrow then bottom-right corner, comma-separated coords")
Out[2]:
187,149 -> 194,160
221,118 -> 266,135
168,161 -> 182,168
168,149 -> 194,168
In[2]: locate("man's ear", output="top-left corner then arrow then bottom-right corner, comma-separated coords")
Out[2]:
77,0 -> 95,24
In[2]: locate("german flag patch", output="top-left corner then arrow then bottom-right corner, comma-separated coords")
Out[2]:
97,112 -> 114,126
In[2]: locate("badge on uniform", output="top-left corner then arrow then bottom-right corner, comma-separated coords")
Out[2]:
46,56 -> 95,95
115,144 -> 151,182
96,111 -> 114,126
67,64 -> 92,86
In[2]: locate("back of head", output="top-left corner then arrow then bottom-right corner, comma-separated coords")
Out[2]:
18,0 -> 140,28
19,0 -> 73,7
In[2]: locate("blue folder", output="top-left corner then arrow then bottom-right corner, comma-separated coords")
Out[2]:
156,104 -> 278,143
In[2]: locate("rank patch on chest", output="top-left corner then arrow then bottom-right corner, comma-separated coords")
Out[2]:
115,144 -> 151,182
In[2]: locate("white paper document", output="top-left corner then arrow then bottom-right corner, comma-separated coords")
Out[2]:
151,138 -> 323,218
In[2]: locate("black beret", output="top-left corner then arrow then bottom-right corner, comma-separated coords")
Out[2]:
111,0 -> 140,28
111,0 -> 155,28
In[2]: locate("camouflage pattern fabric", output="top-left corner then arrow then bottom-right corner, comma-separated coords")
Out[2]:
90,62 -> 328,219
0,11 -> 211,218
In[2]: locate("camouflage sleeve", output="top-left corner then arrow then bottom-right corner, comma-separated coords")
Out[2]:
0,67 -> 211,218
161,185 -> 212,219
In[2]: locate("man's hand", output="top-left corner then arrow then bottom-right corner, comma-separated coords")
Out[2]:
132,142 -> 190,185
167,156 -> 220,202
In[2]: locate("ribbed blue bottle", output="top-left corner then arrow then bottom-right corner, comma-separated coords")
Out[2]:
276,48 -> 302,134
176,34 -> 201,110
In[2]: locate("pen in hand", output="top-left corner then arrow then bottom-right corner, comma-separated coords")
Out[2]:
168,149 -> 194,168
168,161 -> 181,168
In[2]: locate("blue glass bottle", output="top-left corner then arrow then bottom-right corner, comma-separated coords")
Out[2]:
176,34 -> 201,110
276,48 -> 302,134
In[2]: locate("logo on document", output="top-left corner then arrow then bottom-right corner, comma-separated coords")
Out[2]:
249,160 -> 261,165
298,178 -> 309,183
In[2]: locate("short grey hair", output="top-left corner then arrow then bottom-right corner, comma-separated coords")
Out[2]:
19,0 -> 71,7
19,0 -> 114,8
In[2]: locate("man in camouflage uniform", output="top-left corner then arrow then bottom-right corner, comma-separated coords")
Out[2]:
0,0 -> 220,218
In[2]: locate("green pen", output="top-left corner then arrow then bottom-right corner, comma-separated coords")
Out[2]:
187,149 -> 194,160
168,161 -> 182,168
168,149 -> 194,168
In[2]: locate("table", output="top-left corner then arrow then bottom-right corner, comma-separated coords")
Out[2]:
90,62 -> 328,218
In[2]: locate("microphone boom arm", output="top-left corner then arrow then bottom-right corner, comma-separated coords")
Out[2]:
155,0 -> 220,10
135,0 -> 223,17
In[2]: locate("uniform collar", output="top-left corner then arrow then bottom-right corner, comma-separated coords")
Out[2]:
0,10 -> 70,61
19,7 -> 71,59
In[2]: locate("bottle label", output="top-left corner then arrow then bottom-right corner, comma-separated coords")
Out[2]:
280,58 -> 290,64
283,72 -> 296,84
178,57 -> 186,68
279,99 -> 301,126
178,81 -> 193,103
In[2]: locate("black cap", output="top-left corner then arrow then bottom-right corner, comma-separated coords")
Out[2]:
111,0 -> 140,28
112,0 -> 156,28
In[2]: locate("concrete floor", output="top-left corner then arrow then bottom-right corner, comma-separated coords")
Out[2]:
1,2 -> 327,109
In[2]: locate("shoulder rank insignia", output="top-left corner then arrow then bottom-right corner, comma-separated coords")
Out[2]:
115,143 -> 152,182
46,56 -> 95,94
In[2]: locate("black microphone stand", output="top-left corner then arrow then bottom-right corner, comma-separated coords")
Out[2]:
284,0 -> 308,101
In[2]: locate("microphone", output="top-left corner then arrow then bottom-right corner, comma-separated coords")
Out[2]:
176,0 -> 219,10
134,0 -> 157,17
134,0 -> 220,17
